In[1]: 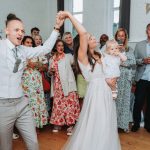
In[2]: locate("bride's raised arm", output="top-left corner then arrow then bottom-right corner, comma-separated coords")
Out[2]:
59,11 -> 89,65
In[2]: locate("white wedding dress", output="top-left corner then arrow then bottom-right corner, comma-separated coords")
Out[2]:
62,61 -> 121,150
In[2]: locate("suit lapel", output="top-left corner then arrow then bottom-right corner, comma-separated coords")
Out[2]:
143,40 -> 147,57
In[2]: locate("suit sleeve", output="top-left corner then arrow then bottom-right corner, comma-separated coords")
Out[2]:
134,44 -> 144,66
121,47 -> 136,67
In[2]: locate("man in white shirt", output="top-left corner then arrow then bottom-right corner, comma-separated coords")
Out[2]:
0,13 -> 64,150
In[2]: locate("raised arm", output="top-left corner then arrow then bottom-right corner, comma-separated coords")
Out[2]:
23,13 -> 64,59
59,11 -> 89,64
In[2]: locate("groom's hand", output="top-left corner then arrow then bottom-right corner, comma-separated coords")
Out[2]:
58,11 -> 70,20
54,13 -> 65,30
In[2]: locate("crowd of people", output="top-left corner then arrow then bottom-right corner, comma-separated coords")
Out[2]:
0,10 -> 150,150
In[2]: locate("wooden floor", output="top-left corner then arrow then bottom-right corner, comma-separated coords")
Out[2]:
13,125 -> 150,150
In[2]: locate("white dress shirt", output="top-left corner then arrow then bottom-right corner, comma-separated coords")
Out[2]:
141,42 -> 150,81
0,30 -> 59,98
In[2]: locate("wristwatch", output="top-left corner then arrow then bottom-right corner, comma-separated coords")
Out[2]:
141,58 -> 144,64
54,26 -> 60,32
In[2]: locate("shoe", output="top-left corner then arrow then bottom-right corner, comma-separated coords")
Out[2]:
52,129 -> 59,133
131,125 -> 140,132
146,128 -> 150,133
144,126 -> 150,133
112,90 -> 117,100
67,126 -> 73,136
124,129 -> 130,133
67,132 -> 72,136
13,133 -> 19,140
52,125 -> 61,133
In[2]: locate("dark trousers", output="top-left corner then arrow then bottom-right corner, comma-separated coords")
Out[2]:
133,79 -> 150,128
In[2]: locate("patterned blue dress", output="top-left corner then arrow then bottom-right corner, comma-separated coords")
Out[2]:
116,47 -> 136,130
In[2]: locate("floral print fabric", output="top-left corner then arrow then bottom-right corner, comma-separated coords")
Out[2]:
22,56 -> 48,128
50,54 -> 80,126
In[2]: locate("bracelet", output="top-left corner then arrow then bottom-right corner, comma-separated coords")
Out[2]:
54,26 -> 60,31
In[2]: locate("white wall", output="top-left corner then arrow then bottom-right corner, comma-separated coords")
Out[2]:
130,0 -> 150,43
83,0 -> 114,39
128,0 -> 150,49
64,0 -> 150,49
64,0 -> 114,39
1,0 -> 149,45
0,0 -> 57,41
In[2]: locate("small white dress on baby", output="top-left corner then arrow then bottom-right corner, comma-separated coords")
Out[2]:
101,52 -> 122,78
101,52 -> 126,99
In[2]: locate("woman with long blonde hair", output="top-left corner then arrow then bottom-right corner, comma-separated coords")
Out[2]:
115,28 -> 136,132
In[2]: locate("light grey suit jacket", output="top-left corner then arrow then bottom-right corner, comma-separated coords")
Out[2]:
134,40 -> 147,81
0,30 -> 59,98
49,54 -> 77,97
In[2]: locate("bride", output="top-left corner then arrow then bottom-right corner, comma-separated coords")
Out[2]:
60,11 -> 121,150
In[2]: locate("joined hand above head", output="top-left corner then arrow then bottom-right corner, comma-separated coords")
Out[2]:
55,13 -> 65,29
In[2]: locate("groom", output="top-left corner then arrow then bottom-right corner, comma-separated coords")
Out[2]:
0,13 -> 64,150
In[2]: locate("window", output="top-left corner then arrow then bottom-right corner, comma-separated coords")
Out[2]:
72,0 -> 83,36
113,0 -> 120,35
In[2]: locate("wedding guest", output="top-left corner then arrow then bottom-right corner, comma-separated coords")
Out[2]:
99,34 -> 109,50
63,32 -> 74,55
34,35 -> 43,46
132,23 -> 150,133
22,36 -> 48,129
115,28 -> 136,132
49,39 -> 80,136
31,27 -> 40,39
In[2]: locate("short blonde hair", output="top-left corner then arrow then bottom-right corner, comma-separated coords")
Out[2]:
105,39 -> 118,52
62,32 -> 72,41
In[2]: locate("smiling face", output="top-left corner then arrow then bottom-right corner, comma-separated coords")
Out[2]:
63,33 -> 73,46
100,34 -> 109,45
116,31 -> 126,45
56,41 -> 64,54
5,20 -> 25,46
32,30 -> 39,38
88,35 -> 98,54
23,38 -> 33,47
34,35 -> 42,46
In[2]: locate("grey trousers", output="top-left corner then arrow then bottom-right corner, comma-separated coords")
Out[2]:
0,97 -> 39,150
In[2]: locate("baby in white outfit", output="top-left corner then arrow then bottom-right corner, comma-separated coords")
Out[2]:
101,39 -> 127,99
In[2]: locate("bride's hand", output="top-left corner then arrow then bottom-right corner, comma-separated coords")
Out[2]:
55,13 -> 65,29
58,11 -> 70,20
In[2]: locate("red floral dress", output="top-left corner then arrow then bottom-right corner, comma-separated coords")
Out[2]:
50,54 -> 80,126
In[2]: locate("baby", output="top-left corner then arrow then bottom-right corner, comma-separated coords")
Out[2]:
101,39 -> 127,100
